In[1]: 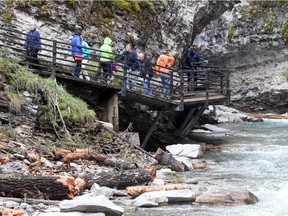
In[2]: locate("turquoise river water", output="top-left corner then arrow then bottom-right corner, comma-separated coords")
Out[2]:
126,119 -> 288,216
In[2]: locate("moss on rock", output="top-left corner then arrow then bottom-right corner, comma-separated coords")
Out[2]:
2,9 -> 14,24
281,20 -> 288,39
115,0 -> 132,13
227,26 -> 234,42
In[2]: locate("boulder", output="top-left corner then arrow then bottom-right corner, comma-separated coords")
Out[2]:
166,144 -> 203,159
60,195 -> 124,216
195,188 -> 259,205
131,196 -> 167,207
173,156 -> 194,169
38,213 -> 105,216
90,185 -> 127,198
136,189 -> 196,203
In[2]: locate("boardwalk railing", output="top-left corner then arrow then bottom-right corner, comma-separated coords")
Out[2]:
0,27 -> 230,111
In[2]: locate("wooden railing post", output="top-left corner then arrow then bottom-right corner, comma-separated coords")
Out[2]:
205,70 -> 209,105
121,55 -> 128,96
169,69 -> 174,100
179,68 -> 184,111
220,69 -> 224,94
51,40 -> 57,78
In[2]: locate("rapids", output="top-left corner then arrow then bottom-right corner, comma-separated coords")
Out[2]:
126,119 -> 288,216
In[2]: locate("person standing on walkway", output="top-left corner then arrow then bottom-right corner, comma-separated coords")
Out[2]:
80,39 -> 91,80
155,50 -> 175,99
138,53 -> 153,95
117,43 -> 139,91
70,30 -> 82,78
182,44 -> 201,92
23,23 -> 41,69
99,37 -> 114,83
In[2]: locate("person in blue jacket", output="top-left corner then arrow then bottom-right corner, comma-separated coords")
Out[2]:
183,44 -> 201,92
117,43 -> 139,91
70,30 -> 83,78
23,24 -> 41,69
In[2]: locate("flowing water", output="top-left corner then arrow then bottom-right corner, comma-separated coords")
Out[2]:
126,119 -> 288,216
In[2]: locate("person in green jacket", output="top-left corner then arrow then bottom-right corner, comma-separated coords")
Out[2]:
80,40 -> 91,80
99,37 -> 113,83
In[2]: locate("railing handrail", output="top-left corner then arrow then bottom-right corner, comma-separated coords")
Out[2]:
0,26 -> 230,110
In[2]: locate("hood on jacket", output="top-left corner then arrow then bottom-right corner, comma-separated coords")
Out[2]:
103,37 -> 112,46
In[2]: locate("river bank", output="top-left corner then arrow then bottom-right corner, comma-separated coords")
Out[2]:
0,104 -> 266,215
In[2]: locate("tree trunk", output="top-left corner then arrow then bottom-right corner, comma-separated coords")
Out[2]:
0,175 -> 71,200
155,148 -> 189,172
126,184 -> 190,198
0,169 -> 155,200
84,169 -> 156,190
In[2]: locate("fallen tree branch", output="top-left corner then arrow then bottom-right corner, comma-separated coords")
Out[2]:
155,148 -> 189,172
126,183 -> 190,198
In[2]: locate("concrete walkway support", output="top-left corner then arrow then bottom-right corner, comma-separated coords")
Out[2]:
102,93 -> 119,132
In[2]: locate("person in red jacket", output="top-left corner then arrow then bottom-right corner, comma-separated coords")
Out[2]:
155,50 -> 175,99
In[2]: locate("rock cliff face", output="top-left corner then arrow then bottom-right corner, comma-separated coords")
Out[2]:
196,1 -> 288,113
0,0 -> 287,114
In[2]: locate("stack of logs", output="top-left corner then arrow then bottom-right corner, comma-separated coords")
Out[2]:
0,138 -> 188,200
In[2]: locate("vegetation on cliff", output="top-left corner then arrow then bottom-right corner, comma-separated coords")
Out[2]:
0,55 -> 95,133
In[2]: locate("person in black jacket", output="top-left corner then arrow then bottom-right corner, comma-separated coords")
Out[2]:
183,44 -> 201,92
117,43 -> 139,91
138,53 -> 153,95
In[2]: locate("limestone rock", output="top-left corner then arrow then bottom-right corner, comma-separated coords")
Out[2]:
59,195 -> 124,216
166,144 -> 203,159
195,188 -> 259,205
39,213 -> 105,216
135,189 -> 196,204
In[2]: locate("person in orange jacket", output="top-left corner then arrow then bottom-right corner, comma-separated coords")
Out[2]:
155,50 -> 175,99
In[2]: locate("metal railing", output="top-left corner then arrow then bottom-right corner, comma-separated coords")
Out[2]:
0,27 -> 230,110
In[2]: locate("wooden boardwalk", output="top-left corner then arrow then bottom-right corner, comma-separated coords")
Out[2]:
0,27 -> 230,142
0,27 -> 230,112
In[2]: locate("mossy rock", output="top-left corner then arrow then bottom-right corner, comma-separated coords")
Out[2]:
35,3 -> 53,19
227,26 -> 234,43
127,33 -> 136,46
115,0 -> 132,13
138,0 -> 156,14
264,18 -> 273,31
6,0 -> 14,7
1,9 -> 14,24
130,1 -> 141,13
15,0 -> 30,8
281,20 -> 288,39
64,0 -> 76,9
281,68 -> 288,81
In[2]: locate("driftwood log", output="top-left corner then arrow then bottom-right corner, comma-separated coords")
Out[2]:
155,148 -> 189,172
0,175 -> 84,200
126,184 -> 190,198
0,168 -> 155,200
84,168 -> 156,190
52,148 -> 106,164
